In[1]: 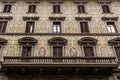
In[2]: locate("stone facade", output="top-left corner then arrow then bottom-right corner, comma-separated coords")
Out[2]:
0,0 -> 120,80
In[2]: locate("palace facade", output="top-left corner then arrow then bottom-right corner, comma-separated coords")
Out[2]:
0,0 -> 120,80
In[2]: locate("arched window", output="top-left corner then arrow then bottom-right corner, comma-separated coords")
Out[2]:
108,37 -> 120,61
18,37 -> 38,57
78,37 -> 98,58
48,37 -> 67,57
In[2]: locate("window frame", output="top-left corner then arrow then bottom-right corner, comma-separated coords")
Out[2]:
3,4 -> 12,13
25,21 -> 35,33
77,4 -> 86,13
18,37 -> 38,57
113,46 -> 120,62
0,21 -> 8,33
48,37 -> 67,57
53,4 -> 61,13
53,21 -> 61,33
82,45 -> 96,57
100,3 -> 112,14
28,4 -> 36,13
105,20 -> 119,33
79,21 -> 90,33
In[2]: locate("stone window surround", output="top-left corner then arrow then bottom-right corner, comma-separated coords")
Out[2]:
50,1 -> 63,14
18,37 -> 38,56
49,17 -> 65,33
101,17 -> 119,33
0,16 -> 13,33
23,16 -> 39,33
73,1 -> 88,14
98,0 -> 113,14
26,1 -> 40,13
75,17 -> 92,33
78,37 -> 98,57
48,37 -> 67,57
108,37 -> 120,62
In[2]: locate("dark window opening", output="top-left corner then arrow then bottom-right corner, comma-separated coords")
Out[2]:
80,22 -> 89,33
78,5 -> 85,13
25,22 -> 35,33
53,5 -> 60,13
0,21 -> 7,33
28,5 -> 36,13
102,5 -> 110,13
115,47 -> 120,61
3,5 -> 12,12
22,46 -> 32,57
53,46 -> 62,62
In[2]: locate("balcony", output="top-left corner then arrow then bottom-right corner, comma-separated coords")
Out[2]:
1,56 -> 118,75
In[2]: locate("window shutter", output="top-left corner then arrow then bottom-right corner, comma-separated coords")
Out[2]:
57,5 -> 60,13
33,5 -> 36,12
84,22 -> 89,32
28,5 -> 32,12
8,5 -> 11,12
53,5 -> 56,13
22,47 -> 27,57
26,22 -> 31,33
2,22 -> 7,32
84,47 -> 94,57
115,47 -> 120,61
80,22 -> 84,32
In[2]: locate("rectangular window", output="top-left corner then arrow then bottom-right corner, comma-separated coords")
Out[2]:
25,22 -> 35,33
84,46 -> 94,57
107,22 -> 117,33
53,5 -> 60,13
102,5 -> 110,13
0,21 -> 8,33
78,5 -> 85,13
53,22 -> 61,33
22,46 -> 32,57
28,5 -> 36,13
53,46 -> 62,62
80,22 -> 89,33
84,46 -> 95,62
3,5 -> 12,12
115,47 -> 120,61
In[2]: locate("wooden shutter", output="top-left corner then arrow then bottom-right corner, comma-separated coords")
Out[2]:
80,22 -> 89,33
53,46 -> 62,57
26,22 -> 30,33
0,21 -> 7,33
84,47 -> 94,57
115,47 -> 120,61
22,46 -> 31,57
25,22 -> 34,33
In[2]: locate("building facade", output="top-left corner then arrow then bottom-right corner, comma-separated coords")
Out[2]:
0,0 -> 120,80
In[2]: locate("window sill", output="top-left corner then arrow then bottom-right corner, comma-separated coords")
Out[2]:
1,12 -> 12,13
77,12 -> 88,14
102,12 -> 113,14
26,12 -> 37,13
51,12 -> 63,14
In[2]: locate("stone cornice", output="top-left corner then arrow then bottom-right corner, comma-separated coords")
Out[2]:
0,33 -> 120,36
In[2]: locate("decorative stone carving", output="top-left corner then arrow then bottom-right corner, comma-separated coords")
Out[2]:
69,47 -> 77,56
38,47 -> 46,56
7,46 -> 16,56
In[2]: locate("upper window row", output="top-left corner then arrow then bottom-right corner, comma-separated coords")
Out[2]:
3,4 -> 111,13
